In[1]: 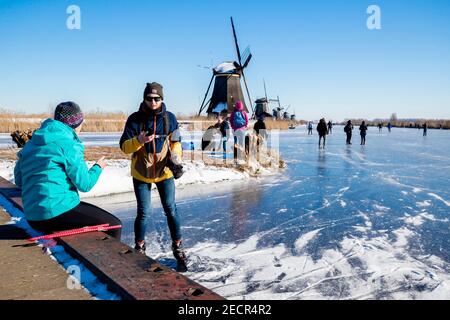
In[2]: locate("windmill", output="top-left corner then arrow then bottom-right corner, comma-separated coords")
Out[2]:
254,79 -> 275,119
271,95 -> 284,120
198,17 -> 253,117
283,105 -> 292,120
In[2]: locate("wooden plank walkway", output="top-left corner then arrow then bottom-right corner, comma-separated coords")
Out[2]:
0,208 -> 92,300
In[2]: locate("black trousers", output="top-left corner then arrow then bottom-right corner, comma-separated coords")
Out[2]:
28,202 -> 122,239
346,133 -> 352,144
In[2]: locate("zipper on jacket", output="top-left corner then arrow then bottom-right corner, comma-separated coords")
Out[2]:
153,115 -> 157,178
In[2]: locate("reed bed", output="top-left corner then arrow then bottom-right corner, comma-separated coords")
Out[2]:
0,112 -> 127,133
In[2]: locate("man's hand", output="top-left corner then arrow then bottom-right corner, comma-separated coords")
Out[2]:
95,156 -> 108,169
138,131 -> 155,144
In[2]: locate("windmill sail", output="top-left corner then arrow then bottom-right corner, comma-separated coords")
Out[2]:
198,17 -> 253,116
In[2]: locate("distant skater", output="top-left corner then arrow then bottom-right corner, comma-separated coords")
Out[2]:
327,121 -> 333,134
316,118 -> 328,149
344,120 -> 353,145
423,123 -> 428,136
378,123 -> 383,132
387,122 -> 392,132
253,116 -> 268,160
308,122 -> 313,135
359,121 -> 368,145
219,110 -> 232,158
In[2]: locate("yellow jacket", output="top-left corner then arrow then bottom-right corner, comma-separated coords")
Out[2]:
121,136 -> 182,183
119,104 -> 182,184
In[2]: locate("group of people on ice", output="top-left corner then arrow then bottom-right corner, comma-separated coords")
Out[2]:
12,81 -> 272,275
309,118 -> 432,148
343,120 -> 368,146
14,82 -> 189,272
11,78 -> 436,277
309,119 -> 373,147
201,100 -> 268,162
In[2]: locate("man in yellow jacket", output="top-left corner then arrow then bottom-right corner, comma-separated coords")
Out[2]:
119,82 -> 187,272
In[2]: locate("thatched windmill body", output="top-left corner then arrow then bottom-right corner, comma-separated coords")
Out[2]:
198,17 -> 253,117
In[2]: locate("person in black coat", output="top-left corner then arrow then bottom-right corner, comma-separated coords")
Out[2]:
219,110 -> 232,152
344,120 -> 353,145
327,121 -> 333,134
316,118 -> 328,149
254,117 -> 268,160
308,122 -> 313,135
359,121 -> 368,145
378,123 -> 383,132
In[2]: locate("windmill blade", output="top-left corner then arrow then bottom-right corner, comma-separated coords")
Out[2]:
197,64 -> 211,70
241,46 -> 252,68
242,53 -> 252,69
198,74 -> 215,116
230,17 -> 253,113
241,68 -> 253,113
241,46 -> 251,63
230,17 -> 243,66
263,79 -> 268,101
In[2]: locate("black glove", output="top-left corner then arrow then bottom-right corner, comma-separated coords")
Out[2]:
166,158 -> 184,179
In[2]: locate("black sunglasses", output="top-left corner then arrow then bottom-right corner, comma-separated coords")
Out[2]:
145,96 -> 162,102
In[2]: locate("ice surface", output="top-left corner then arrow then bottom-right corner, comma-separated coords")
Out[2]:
90,126 -> 449,300
2,126 -> 450,299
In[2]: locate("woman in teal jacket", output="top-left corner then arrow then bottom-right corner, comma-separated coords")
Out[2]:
14,102 -> 121,239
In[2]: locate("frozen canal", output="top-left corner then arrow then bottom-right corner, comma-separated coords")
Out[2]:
83,126 -> 449,299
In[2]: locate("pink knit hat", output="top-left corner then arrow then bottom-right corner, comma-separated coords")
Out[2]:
235,100 -> 244,111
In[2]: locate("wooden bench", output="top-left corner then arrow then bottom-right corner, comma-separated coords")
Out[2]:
0,176 -> 224,300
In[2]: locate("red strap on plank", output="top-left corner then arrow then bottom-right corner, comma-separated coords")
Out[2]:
28,224 -> 122,242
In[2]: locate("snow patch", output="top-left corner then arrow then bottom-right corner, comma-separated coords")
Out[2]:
428,193 -> 450,207
416,200 -> 432,208
1,160 -> 252,198
294,229 -> 322,253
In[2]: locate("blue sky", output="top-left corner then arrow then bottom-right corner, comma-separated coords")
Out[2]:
0,0 -> 449,121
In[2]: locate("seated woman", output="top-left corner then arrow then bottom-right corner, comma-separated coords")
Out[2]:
13,102 -> 122,239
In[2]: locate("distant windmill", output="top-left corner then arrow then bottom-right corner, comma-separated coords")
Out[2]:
283,105 -> 291,120
271,95 -> 284,120
254,79 -> 274,120
198,17 -> 253,116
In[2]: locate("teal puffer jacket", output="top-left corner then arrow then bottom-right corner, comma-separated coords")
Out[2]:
13,119 -> 102,221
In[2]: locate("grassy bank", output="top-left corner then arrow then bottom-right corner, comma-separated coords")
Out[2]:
0,112 -> 302,133
0,112 -> 128,133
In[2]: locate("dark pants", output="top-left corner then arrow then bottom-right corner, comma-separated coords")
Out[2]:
319,135 -> 326,147
28,202 -> 122,239
133,177 -> 181,243
361,134 -> 366,145
223,140 -> 227,159
346,133 -> 352,144
233,134 -> 250,160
